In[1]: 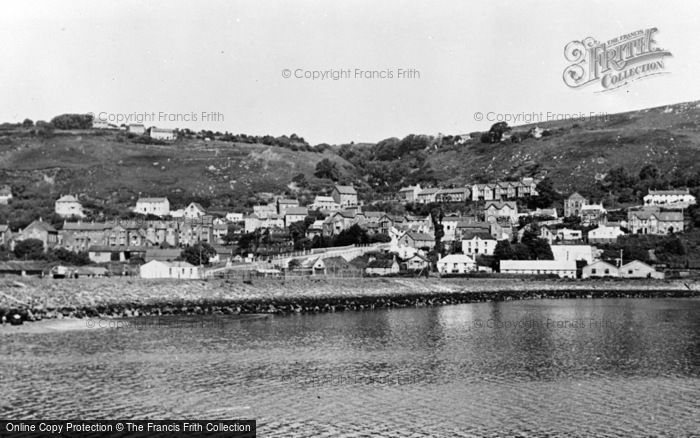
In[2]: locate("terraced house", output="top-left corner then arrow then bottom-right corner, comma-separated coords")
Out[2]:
627,207 -> 684,235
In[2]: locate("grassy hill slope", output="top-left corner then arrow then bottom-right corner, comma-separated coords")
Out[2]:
430,101 -> 700,191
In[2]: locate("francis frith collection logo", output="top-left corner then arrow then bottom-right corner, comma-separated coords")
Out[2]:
563,28 -> 672,92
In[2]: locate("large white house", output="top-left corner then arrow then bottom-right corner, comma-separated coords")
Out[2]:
462,234 -> 498,256
500,260 -> 577,278
588,225 -> 626,244
55,195 -> 85,218
643,189 -> 696,208
134,197 -> 170,217
437,254 -> 476,274
140,260 -> 200,279
550,244 -> 594,264
184,202 -> 206,219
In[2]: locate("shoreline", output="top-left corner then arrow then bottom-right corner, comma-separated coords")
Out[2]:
1,277 -> 699,327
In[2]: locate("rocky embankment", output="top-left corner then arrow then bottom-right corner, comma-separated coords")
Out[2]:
0,277 -> 698,324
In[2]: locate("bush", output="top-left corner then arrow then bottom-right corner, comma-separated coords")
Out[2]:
50,113 -> 94,130
14,239 -> 45,260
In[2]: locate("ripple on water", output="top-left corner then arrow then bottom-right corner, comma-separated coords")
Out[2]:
0,298 -> 699,436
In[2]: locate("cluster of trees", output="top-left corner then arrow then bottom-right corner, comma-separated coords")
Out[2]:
491,229 -> 553,270
586,164 -> 700,205
336,134 -> 439,194
188,131 -> 316,152
479,122 -> 552,144
311,224 -> 391,248
599,234 -> 688,265
50,113 -> 94,130
180,243 -> 217,266
6,239 -> 90,264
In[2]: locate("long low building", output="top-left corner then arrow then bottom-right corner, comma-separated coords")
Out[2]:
500,260 -> 577,278
140,260 -> 200,279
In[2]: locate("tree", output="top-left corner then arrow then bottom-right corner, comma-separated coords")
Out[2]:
528,177 -> 561,209
22,119 -> 33,128
50,113 -> 94,130
314,158 -> 340,181
291,173 -> 308,188
14,239 -> 45,260
639,164 -> 659,181
430,207 -> 445,255
181,243 -> 217,266
48,248 -> 91,265
481,122 -> 511,144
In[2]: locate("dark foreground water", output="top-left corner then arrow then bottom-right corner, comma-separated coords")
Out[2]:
1,298 -> 699,437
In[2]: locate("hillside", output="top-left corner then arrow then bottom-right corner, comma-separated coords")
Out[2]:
430,101 -> 700,191
0,131 -> 352,220
2,100 -> 700,228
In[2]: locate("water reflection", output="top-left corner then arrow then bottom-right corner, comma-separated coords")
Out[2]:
0,298 -> 698,436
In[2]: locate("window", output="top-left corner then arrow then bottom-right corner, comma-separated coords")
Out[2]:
591,269 -> 597,274
604,269 -> 609,274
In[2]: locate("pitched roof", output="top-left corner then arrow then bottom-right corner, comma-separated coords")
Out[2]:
647,189 -> 690,196
500,260 -> 577,270
187,202 -> 206,211
62,221 -> 112,231
367,258 -> 397,268
418,188 -> 440,195
285,207 -> 308,215
145,248 -> 183,261
438,254 -> 475,264
277,198 -> 299,204
629,207 -> 683,221
484,201 -> 517,210
333,185 -> 357,194
567,192 -> 586,200
403,231 -> 435,241
462,231 -> 495,240
23,219 -> 57,233
88,245 -> 148,252
137,197 -> 169,203
56,195 -> 79,203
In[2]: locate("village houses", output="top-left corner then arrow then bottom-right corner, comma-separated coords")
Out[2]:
484,201 -> 518,224
643,189 -> 696,208
17,219 -> 58,250
627,207 -> 684,235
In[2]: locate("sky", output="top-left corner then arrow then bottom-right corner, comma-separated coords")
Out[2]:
1,0 -> 700,145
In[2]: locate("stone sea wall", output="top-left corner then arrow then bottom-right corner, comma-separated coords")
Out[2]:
0,277 -> 698,323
